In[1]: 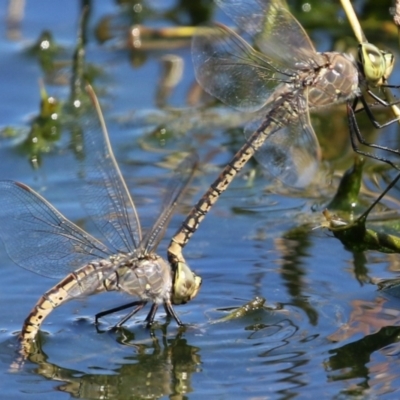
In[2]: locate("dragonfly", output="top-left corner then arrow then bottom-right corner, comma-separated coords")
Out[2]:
339,0 -> 400,162
167,0 -> 397,268
0,85 -> 201,357
347,44 -> 399,164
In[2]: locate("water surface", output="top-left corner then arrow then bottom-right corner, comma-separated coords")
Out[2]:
1,1 -> 400,399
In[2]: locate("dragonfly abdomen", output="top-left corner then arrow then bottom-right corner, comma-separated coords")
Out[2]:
20,262 -> 109,348
168,100 -> 290,262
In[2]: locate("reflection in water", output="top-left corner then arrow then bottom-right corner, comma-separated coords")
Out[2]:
6,0 -> 25,40
275,233 -> 319,326
352,251 -> 372,285
249,215 -> 321,326
246,318 -> 309,397
328,295 -> 400,342
325,326 -> 400,397
26,329 -> 201,399
4,0 -> 400,397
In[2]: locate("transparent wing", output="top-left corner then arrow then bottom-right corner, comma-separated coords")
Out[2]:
215,0 -> 324,67
192,23 -> 294,112
245,96 -> 321,187
0,181 -> 110,279
57,263 -> 118,299
141,153 -> 199,253
72,85 -> 142,254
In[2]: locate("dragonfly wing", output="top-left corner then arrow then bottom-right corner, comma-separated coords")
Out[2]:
0,181 -> 110,279
70,86 -> 142,254
141,153 -> 198,253
245,97 -> 321,187
192,23 -> 294,112
63,262 -> 118,299
216,0 -> 326,67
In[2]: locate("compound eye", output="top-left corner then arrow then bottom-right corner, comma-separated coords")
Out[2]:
359,43 -> 386,85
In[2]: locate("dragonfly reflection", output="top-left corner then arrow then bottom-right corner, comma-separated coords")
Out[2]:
0,85 -> 201,357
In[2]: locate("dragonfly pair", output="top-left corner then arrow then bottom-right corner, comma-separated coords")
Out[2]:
0,0 -> 397,358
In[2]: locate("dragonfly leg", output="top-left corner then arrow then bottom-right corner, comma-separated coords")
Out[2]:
358,170 -> 400,221
360,94 -> 400,129
145,304 -> 159,328
164,301 -> 184,326
347,101 -> 400,169
95,301 -> 144,325
114,302 -> 147,328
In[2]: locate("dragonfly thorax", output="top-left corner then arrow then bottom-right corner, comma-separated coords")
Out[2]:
115,254 -> 173,303
118,254 -> 172,303
108,253 -> 131,265
307,52 -> 360,109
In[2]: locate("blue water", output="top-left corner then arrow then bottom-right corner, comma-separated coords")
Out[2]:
1,1 -> 400,399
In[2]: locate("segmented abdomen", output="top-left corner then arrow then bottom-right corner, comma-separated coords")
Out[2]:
20,261 -> 110,354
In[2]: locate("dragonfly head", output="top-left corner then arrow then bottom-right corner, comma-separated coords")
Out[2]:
359,43 -> 394,87
171,261 -> 202,305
